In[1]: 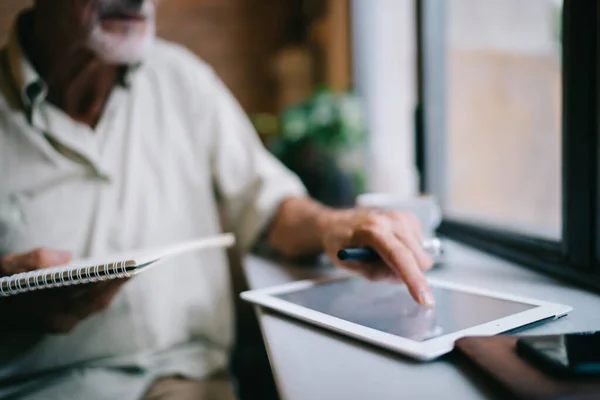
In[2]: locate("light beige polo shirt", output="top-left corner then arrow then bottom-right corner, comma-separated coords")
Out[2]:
0,12 -> 305,400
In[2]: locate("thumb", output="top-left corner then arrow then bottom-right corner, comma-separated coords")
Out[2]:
1,248 -> 72,273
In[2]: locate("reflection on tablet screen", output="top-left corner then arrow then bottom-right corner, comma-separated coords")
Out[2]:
274,278 -> 536,342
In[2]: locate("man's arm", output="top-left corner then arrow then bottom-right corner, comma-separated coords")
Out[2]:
200,64 -> 433,306
266,197 -> 329,257
267,196 -> 436,306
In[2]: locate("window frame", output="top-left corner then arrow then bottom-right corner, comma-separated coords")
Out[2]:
416,0 -> 600,291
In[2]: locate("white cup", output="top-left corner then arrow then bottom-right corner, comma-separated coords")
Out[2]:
356,193 -> 442,239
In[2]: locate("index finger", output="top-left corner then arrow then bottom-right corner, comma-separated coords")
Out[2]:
357,229 -> 435,306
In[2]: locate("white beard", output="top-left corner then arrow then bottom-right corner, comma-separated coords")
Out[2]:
87,22 -> 155,65
86,1 -> 156,65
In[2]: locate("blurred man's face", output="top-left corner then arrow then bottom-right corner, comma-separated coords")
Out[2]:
88,0 -> 157,64
48,0 -> 158,64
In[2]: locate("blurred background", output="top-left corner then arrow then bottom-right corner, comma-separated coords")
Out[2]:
1,0 -> 562,239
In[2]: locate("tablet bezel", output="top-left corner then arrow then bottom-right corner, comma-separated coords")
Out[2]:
241,275 -> 573,361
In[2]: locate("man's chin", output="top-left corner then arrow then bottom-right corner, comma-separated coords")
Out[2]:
87,31 -> 155,65
95,47 -> 151,65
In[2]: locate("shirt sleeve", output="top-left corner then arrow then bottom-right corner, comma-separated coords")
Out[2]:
207,76 -> 307,251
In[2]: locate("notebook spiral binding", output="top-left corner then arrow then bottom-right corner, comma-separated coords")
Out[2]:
0,260 -> 134,297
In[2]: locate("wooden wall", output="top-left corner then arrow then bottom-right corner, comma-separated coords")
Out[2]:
0,1 -> 29,42
157,0 -> 295,113
0,0 -> 295,113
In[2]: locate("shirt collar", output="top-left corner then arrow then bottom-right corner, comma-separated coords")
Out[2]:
5,9 -> 141,111
5,10 -> 47,111
119,63 -> 142,88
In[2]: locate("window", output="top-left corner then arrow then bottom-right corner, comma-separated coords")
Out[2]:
446,0 -> 562,239
416,0 -> 600,289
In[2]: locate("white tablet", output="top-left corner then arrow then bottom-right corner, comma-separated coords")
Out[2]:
241,275 -> 572,360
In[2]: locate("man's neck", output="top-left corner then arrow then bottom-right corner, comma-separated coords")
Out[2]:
24,12 -> 119,128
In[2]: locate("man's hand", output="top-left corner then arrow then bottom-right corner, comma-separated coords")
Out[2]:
320,209 -> 435,306
267,197 -> 436,306
0,248 -> 127,333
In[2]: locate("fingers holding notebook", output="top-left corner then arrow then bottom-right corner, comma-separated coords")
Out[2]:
0,248 -> 72,273
0,248 -> 128,334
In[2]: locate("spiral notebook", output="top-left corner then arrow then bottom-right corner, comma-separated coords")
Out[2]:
0,233 -> 236,297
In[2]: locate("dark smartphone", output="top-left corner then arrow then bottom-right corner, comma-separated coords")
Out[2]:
516,332 -> 600,377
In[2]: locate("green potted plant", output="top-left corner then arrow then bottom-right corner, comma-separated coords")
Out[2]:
269,86 -> 367,207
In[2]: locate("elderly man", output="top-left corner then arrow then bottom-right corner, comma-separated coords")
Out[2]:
0,0 -> 434,399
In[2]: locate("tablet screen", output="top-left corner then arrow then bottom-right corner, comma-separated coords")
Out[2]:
274,277 -> 536,342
